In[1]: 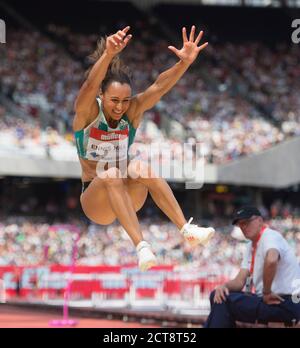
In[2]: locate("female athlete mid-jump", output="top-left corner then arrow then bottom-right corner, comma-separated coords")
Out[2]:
73,25 -> 215,271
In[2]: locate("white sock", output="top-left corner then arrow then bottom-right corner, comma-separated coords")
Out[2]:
180,217 -> 193,234
136,240 -> 151,252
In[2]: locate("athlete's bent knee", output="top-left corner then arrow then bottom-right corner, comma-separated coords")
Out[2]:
98,167 -> 124,186
128,160 -> 156,180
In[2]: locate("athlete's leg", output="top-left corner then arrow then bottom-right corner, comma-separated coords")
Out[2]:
127,160 -> 215,247
127,160 -> 186,229
126,179 -> 149,212
81,167 -> 156,271
80,178 -> 117,225
82,167 -> 144,246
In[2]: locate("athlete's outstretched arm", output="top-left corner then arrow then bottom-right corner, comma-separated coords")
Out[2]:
73,26 -> 132,131
128,26 -> 207,127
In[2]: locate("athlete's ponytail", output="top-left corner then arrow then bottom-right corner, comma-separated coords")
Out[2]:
85,36 -> 132,92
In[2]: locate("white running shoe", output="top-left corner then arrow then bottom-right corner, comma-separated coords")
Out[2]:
136,241 -> 157,272
180,218 -> 215,247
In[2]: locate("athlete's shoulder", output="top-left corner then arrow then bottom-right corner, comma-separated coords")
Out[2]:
73,99 -> 101,132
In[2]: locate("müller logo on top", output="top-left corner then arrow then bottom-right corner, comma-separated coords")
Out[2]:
101,133 -> 126,141
90,127 -> 128,141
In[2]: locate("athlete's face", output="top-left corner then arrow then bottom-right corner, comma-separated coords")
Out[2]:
101,81 -> 132,122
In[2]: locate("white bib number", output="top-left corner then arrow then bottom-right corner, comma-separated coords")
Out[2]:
86,127 -> 129,163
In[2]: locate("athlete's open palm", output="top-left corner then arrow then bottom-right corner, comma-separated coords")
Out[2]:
168,26 -> 208,65
106,26 -> 132,56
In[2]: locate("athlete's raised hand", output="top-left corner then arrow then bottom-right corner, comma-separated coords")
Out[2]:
168,26 -> 208,65
106,26 -> 132,57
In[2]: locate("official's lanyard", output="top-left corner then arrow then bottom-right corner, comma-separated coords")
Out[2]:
245,225 -> 267,294
250,225 -> 267,275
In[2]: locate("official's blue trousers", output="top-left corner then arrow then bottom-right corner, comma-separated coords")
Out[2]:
204,291 -> 300,328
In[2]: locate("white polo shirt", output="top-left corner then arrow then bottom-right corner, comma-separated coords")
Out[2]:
241,227 -> 300,296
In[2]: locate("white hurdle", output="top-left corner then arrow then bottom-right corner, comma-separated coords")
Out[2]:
0,279 -> 6,303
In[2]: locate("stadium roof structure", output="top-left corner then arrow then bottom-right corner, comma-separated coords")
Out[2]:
101,0 -> 300,9
1,137 -> 300,188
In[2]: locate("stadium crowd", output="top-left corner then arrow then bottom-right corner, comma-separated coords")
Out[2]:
208,42 -> 300,135
0,204 -> 299,279
1,24 -> 297,164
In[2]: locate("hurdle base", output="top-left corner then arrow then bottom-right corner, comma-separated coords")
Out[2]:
49,319 -> 78,327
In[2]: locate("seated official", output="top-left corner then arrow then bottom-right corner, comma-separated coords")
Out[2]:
204,206 -> 300,328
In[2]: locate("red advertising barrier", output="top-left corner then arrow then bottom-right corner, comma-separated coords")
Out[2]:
0,265 -> 225,299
